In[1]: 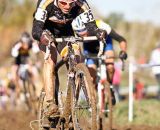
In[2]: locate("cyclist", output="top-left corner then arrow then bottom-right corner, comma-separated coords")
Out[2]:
72,19 -> 128,105
32,0 -> 105,127
11,32 -> 39,99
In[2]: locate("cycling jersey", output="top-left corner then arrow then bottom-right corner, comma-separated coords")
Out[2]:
32,0 -> 98,53
11,41 -> 39,65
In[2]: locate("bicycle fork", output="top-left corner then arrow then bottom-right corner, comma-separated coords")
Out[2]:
97,62 -> 107,112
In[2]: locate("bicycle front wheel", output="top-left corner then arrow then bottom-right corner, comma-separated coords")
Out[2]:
71,63 -> 97,130
38,88 -> 49,130
105,81 -> 113,130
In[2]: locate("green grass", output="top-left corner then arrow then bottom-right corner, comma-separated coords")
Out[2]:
113,99 -> 160,126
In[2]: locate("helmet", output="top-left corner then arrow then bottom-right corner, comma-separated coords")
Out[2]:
21,32 -> 31,44
72,17 -> 87,36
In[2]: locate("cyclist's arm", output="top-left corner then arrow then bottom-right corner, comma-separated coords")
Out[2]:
32,0 -> 51,41
97,20 -> 127,51
109,29 -> 127,52
96,20 -> 112,34
11,42 -> 22,57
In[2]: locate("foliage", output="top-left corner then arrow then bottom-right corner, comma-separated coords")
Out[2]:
114,99 -> 160,126
0,0 -> 35,27
0,0 -> 36,64
104,12 -> 124,28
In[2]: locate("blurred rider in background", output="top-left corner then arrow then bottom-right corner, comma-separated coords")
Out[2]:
11,32 -> 39,98
72,19 -> 127,105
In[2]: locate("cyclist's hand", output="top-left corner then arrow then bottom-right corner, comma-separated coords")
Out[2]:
119,50 -> 127,60
96,29 -> 107,41
40,30 -> 54,46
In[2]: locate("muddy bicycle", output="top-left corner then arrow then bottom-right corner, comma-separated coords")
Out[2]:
38,36 -> 102,130
18,64 -> 38,115
85,55 -> 125,130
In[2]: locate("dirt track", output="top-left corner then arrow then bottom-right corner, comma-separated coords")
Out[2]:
0,111 -> 160,130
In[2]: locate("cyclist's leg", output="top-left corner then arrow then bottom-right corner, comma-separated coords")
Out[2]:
86,59 -> 97,86
39,44 -> 59,127
11,64 -> 20,99
83,48 -> 97,86
104,36 -> 116,105
104,51 -> 114,84
104,36 -> 115,84
27,59 -> 40,97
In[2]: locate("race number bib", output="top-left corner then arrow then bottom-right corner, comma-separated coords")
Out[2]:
79,9 -> 94,23
35,8 -> 47,22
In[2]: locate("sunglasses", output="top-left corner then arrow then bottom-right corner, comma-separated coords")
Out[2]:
59,0 -> 75,6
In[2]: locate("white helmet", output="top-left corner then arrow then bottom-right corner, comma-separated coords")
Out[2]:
72,16 -> 87,36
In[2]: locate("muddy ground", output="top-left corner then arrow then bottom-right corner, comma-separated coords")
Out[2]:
0,110 -> 160,130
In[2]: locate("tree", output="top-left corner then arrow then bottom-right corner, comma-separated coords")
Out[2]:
104,12 -> 124,28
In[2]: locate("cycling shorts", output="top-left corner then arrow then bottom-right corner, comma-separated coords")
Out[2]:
84,36 -> 113,65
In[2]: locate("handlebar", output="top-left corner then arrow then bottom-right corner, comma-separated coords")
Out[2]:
44,36 -> 105,60
50,36 -> 98,44
85,55 -> 126,71
51,36 -> 104,57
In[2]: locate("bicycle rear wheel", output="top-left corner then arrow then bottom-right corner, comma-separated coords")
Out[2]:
71,63 -> 97,130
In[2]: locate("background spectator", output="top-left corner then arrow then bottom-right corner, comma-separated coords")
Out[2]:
150,43 -> 160,99
133,78 -> 145,100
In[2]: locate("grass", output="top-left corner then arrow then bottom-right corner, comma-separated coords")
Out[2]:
113,99 -> 160,126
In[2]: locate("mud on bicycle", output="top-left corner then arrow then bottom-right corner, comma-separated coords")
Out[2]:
38,36 -> 103,130
85,53 -> 125,130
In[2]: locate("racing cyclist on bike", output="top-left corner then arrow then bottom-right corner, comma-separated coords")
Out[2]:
11,32 -> 40,99
32,0 -> 106,127
72,19 -> 128,105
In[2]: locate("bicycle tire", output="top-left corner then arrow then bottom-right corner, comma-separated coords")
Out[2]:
71,63 -> 97,130
104,81 -> 113,130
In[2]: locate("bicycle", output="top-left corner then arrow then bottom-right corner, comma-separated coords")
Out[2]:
18,63 -> 38,115
38,36 -> 101,130
85,55 -> 125,130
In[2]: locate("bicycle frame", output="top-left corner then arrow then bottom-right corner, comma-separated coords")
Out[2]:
40,36 -> 99,130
